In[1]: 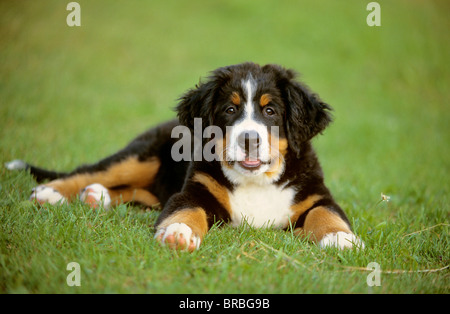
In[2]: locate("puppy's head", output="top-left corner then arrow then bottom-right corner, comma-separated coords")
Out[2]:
176,62 -> 332,182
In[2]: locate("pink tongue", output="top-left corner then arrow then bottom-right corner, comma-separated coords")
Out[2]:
242,158 -> 261,167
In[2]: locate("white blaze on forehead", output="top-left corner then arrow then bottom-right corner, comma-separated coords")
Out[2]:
242,75 -> 257,119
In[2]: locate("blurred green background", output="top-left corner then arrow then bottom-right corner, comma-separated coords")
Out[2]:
0,0 -> 448,293
1,0 -> 448,205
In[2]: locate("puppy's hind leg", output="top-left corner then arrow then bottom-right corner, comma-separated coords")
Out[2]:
30,174 -> 94,205
79,184 -> 160,209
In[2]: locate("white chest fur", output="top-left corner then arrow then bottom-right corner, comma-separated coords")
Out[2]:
228,183 -> 295,229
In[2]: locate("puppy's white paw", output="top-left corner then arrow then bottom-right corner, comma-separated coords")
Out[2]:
30,185 -> 66,205
319,232 -> 365,250
155,223 -> 201,252
80,183 -> 111,209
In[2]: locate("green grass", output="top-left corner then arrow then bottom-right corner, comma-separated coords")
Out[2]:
0,0 -> 449,294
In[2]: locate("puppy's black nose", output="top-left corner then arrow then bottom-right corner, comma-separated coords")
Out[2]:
238,130 -> 261,156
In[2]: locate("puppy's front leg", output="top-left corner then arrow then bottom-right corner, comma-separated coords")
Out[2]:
154,207 -> 209,252
154,171 -> 231,251
295,206 -> 364,250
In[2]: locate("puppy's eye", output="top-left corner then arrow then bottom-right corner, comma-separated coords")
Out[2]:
225,106 -> 236,114
263,107 -> 276,116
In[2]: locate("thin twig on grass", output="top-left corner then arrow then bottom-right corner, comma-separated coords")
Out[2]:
336,264 -> 449,274
402,223 -> 449,238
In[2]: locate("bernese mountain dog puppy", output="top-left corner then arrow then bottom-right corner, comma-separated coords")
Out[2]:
6,62 -> 364,251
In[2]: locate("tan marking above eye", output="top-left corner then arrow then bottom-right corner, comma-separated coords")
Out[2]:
231,92 -> 241,105
260,94 -> 272,107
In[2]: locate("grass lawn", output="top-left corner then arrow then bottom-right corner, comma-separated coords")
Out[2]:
0,0 -> 448,294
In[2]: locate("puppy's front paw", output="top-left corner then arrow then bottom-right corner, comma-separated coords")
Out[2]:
80,183 -> 111,209
30,185 -> 66,205
319,232 -> 365,250
155,223 -> 201,252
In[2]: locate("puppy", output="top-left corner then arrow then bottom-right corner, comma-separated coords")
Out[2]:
6,62 -> 364,251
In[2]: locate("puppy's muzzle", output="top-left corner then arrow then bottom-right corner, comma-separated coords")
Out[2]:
237,130 -> 263,169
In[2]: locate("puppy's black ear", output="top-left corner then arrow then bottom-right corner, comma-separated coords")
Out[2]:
177,66 -> 233,129
280,69 -> 333,157
176,80 -> 217,130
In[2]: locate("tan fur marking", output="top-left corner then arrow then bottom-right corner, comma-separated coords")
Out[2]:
264,135 -> 288,179
47,178 -> 89,201
264,158 -> 283,179
215,137 -> 233,169
289,194 -> 323,223
192,172 -> 231,214
277,138 -> 288,156
231,91 -> 241,105
158,207 -> 208,239
260,93 -> 272,107
294,206 -> 352,243
109,188 -> 159,207
268,133 -> 288,158
47,156 -> 161,201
